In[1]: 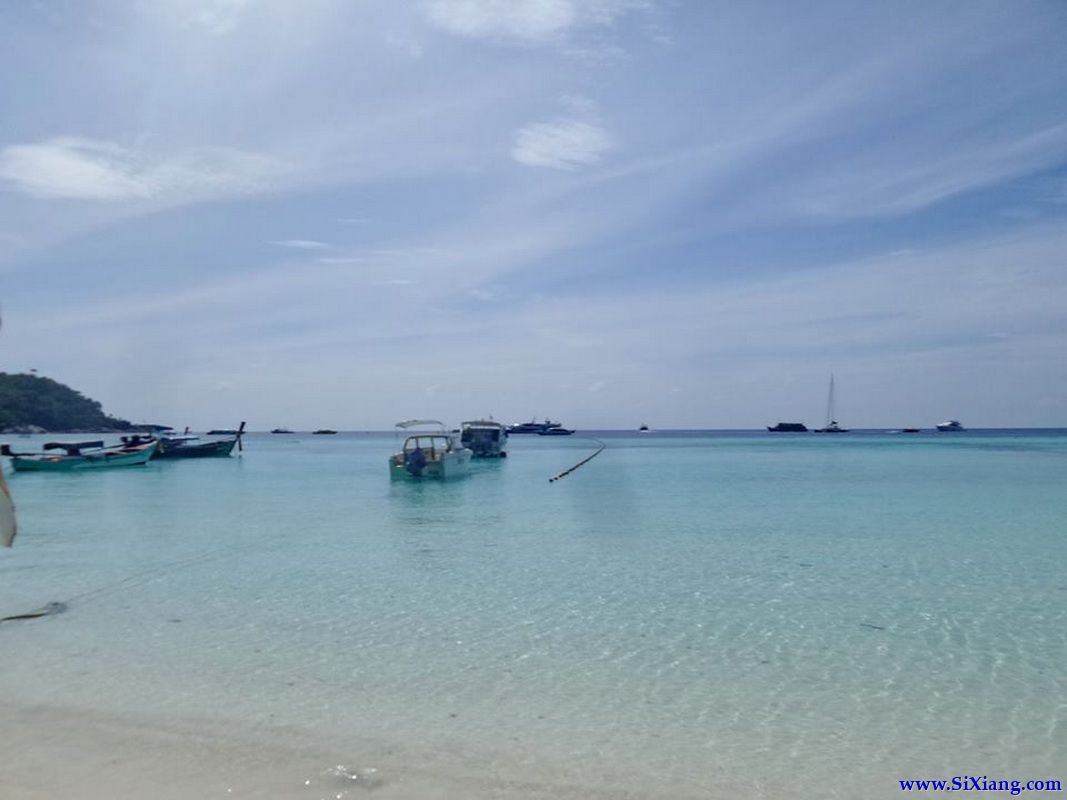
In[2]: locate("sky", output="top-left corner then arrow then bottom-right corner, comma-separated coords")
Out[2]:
1,0 -> 1066,430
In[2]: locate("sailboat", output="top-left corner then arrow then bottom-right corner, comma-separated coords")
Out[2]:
814,373 -> 849,433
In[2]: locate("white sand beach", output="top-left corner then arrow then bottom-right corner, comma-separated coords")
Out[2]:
0,699 -> 711,800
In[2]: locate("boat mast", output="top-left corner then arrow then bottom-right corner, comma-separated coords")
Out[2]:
826,372 -> 835,426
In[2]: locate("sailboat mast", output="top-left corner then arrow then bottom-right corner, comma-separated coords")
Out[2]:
826,373 -> 835,426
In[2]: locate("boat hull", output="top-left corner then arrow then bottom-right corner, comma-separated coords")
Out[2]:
10,443 -> 157,472
389,449 -> 472,480
156,439 -> 237,459
507,419 -> 569,434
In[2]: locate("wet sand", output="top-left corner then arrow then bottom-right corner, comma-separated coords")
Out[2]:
0,700 -> 697,800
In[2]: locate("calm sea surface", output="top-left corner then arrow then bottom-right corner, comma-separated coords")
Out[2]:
2,430 -> 1065,798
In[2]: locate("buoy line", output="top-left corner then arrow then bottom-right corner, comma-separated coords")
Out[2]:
0,540 -> 254,625
549,438 -> 605,483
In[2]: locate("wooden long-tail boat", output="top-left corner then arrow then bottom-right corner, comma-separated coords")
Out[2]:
1,439 -> 158,471
127,421 -> 245,459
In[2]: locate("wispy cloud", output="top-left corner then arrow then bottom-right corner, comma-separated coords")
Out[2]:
269,239 -> 329,249
318,256 -> 365,265
148,0 -> 255,36
512,120 -> 614,169
422,0 -> 648,44
0,137 -> 279,201
423,0 -> 575,42
781,123 -> 1067,222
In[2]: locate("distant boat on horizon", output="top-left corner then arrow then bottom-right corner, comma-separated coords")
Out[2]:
508,418 -> 571,435
312,429 -> 337,435
936,420 -> 965,432
537,427 -> 575,436
768,422 -> 808,432
814,373 -> 849,433
271,428 -> 294,434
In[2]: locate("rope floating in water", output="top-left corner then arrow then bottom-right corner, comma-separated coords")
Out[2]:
549,438 -> 605,482
0,601 -> 67,624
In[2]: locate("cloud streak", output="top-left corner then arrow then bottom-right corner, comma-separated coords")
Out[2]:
512,120 -> 614,169
269,239 -> 329,249
422,0 -> 648,44
0,137 -> 280,201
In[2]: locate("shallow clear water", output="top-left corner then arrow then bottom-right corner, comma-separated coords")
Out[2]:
2,430 -> 1066,798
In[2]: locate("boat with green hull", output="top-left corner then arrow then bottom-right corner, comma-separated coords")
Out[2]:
1,439 -> 158,471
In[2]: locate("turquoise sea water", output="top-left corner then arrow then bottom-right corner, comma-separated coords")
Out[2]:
2,430 -> 1066,798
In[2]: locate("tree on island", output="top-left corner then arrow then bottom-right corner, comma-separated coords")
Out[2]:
0,372 -> 134,432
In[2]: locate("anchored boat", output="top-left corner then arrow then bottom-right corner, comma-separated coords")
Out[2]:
936,420 -> 965,432
459,420 -> 508,458
389,420 -> 472,480
507,418 -> 573,435
814,373 -> 849,433
140,422 -> 245,458
1,438 -> 158,471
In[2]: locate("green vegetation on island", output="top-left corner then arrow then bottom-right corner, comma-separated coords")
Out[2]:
0,372 -> 132,433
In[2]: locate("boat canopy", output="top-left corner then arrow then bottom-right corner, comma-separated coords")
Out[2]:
402,434 -> 455,452
43,441 -> 104,453
461,420 -> 504,428
396,419 -> 446,430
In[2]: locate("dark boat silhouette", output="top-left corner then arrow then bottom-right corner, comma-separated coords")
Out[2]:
508,418 -> 572,435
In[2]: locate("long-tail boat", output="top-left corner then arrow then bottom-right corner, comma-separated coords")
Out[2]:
1,439 -> 158,471
126,421 -> 245,459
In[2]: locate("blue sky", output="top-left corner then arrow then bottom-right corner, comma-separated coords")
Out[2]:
1,0 -> 1066,429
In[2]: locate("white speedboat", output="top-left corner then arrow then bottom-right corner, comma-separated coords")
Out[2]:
936,420 -> 965,432
389,420 -> 472,479
459,420 -> 508,458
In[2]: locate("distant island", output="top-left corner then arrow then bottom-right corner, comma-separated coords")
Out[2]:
0,372 -> 136,433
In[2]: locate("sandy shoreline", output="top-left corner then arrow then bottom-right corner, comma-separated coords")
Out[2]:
0,700 -> 705,800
